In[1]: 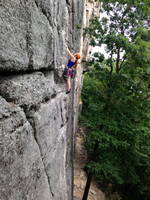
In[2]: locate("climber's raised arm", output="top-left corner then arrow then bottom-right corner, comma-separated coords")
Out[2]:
66,47 -> 76,62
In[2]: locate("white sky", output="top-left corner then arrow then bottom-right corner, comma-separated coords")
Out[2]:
91,9 -> 109,58
91,8 -> 125,60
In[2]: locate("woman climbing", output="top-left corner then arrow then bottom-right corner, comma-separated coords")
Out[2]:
63,47 -> 81,94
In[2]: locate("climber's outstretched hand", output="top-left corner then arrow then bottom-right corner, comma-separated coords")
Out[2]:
66,47 -> 76,62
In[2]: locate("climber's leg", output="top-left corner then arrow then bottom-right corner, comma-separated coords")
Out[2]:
66,77 -> 71,94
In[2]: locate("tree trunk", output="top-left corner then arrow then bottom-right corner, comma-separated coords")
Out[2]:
82,172 -> 93,200
110,50 -> 113,74
116,47 -> 120,73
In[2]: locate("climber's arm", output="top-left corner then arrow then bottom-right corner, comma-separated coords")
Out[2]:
66,47 -> 76,61
73,61 -> 80,69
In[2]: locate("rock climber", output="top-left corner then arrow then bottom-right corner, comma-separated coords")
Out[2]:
63,47 -> 81,94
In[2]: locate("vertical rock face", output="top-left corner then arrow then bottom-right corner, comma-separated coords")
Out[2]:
0,0 -> 100,199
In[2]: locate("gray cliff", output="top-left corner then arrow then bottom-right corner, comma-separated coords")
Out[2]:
0,0 -> 100,199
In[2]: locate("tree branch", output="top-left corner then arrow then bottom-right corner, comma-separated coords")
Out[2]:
119,55 -> 127,70
110,50 -> 113,74
116,47 -> 120,73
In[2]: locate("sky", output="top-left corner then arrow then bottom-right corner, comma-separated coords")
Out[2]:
91,7 -> 125,60
91,7 -> 109,58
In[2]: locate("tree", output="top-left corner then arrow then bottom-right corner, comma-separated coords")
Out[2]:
81,1 -> 150,199
85,0 -> 150,73
81,62 -> 150,199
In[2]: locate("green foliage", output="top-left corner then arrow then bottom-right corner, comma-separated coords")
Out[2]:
81,64 -> 150,199
84,0 -> 150,73
81,1 -> 150,199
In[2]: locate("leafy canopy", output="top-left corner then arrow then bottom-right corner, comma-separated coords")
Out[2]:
81,1 -> 150,199
85,0 -> 150,73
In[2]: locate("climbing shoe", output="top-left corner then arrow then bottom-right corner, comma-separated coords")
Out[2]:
66,89 -> 71,94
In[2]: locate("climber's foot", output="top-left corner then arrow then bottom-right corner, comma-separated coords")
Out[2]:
66,89 -> 71,94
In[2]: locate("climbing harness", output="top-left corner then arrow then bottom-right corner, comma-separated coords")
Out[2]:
63,59 -> 77,80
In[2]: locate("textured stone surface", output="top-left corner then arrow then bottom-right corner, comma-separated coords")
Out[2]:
32,95 -> 68,199
0,0 -> 53,72
0,0 -> 94,199
0,97 -> 52,200
0,72 -> 56,112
